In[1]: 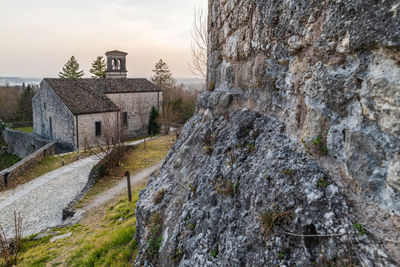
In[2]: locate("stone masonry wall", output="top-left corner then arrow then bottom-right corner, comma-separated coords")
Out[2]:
0,142 -> 56,189
205,0 -> 400,215
105,92 -> 162,137
33,80 -> 75,150
2,128 -> 50,158
76,111 -> 119,150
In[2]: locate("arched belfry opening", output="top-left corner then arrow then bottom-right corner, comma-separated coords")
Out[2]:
105,50 -> 128,78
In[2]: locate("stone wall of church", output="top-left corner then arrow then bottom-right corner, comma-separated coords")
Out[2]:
105,92 -> 162,137
75,111 -> 119,150
33,81 -> 75,150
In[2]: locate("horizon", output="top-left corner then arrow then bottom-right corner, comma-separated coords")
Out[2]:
0,0 -> 207,78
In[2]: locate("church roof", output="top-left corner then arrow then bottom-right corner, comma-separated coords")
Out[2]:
43,78 -> 161,115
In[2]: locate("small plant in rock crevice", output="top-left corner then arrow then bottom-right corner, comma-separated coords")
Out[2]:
318,177 -> 329,187
152,189 -> 166,204
145,212 -> 164,263
282,168 -> 294,176
353,223 -> 365,235
278,252 -> 285,260
203,130 -> 216,156
259,210 -> 292,236
211,248 -> 219,258
302,135 -> 329,156
213,177 -> 239,197
171,247 -> 184,263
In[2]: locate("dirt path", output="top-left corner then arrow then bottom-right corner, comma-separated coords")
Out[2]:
67,161 -> 162,224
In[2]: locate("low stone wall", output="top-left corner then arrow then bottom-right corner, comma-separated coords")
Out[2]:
61,145 -> 128,220
2,128 -> 49,158
0,142 -> 56,189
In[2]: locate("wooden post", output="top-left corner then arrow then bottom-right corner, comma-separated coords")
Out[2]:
62,155 -> 64,166
76,150 -> 79,160
126,171 -> 132,202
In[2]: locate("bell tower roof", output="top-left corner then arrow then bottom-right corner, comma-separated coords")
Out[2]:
105,50 -> 128,79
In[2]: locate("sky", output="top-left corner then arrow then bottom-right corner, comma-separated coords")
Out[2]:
0,0 -> 207,78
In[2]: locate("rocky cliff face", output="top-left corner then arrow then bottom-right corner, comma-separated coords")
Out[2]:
134,0 -> 400,266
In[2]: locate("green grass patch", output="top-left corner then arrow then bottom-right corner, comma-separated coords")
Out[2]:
0,153 -> 20,170
12,126 -> 33,133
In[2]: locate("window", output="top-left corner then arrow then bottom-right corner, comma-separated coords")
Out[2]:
122,112 -> 128,127
112,59 -> 116,70
117,59 -> 122,70
95,121 -> 101,136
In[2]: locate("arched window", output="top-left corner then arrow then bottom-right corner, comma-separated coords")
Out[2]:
117,59 -> 122,70
112,59 -> 117,70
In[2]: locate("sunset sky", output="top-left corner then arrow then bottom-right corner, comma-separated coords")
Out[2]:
0,0 -> 207,78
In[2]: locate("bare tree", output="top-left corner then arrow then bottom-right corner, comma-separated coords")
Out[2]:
0,212 -> 22,266
189,2 -> 208,81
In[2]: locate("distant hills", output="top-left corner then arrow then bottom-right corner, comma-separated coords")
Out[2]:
0,77 -> 204,91
0,77 -> 42,86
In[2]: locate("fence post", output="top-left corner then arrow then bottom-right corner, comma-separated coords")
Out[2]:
62,155 -> 64,166
4,172 -> 9,187
126,171 -> 132,202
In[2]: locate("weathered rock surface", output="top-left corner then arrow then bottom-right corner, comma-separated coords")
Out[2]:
135,110 -> 397,266
134,0 -> 400,265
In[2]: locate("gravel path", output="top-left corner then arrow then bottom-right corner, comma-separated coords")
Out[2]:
0,155 -> 100,239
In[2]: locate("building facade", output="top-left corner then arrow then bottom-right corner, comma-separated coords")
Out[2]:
32,50 -> 162,151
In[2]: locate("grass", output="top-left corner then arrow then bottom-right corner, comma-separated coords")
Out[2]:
0,153 -> 21,171
11,126 -> 33,133
1,134 -> 175,266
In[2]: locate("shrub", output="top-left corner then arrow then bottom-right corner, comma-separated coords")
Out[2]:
148,107 -> 160,136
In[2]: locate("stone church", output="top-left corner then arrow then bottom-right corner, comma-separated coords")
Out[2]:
32,50 -> 162,151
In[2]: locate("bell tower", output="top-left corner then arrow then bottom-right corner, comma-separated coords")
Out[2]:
105,50 -> 128,79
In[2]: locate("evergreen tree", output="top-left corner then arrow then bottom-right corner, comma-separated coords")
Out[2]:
148,106 -> 160,136
151,59 -> 176,89
90,56 -> 106,78
17,84 -> 36,121
58,56 -> 84,78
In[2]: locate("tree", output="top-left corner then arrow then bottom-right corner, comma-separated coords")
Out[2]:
148,107 -> 160,136
90,56 -> 106,78
189,2 -> 208,81
58,56 -> 84,78
151,59 -> 176,90
17,84 -> 36,121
